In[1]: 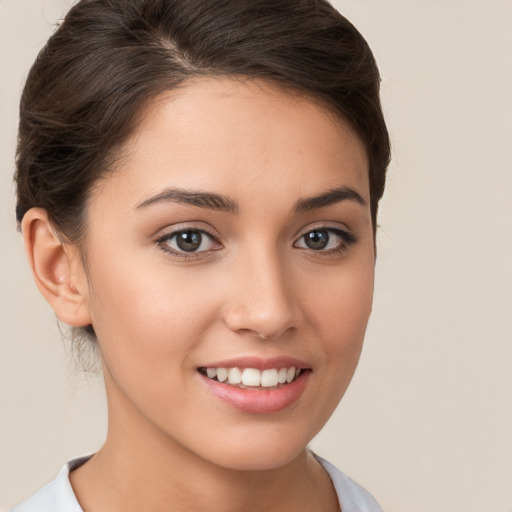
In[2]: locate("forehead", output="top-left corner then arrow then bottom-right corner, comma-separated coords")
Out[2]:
92,77 -> 369,212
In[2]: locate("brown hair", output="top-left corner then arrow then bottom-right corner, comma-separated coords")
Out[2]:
15,0 -> 390,356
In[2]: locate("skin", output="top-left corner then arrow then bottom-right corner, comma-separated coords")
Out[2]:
23,78 -> 375,512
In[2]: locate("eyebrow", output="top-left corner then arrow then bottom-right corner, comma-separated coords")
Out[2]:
136,187 -> 239,213
293,185 -> 367,212
136,184 -> 366,214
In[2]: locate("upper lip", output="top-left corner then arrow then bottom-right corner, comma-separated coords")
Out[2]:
197,356 -> 311,371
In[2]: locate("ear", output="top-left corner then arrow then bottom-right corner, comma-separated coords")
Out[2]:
21,208 -> 92,327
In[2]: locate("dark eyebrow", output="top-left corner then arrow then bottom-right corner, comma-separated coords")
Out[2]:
294,186 -> 367,212
136,187 -> 239,213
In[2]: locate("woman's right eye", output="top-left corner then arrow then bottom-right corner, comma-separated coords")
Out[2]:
156,229 -> 220,257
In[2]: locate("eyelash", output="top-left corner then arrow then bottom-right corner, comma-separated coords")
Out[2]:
154,228 -> 222,260
293,227 -> 357,256
154,226 -> 357,259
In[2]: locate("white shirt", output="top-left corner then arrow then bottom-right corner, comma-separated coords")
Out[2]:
11,453 -> 382,512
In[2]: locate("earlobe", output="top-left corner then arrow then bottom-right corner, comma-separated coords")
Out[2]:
21,208 -> 92,327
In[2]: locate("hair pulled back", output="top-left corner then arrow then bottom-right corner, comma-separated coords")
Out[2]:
16,0 -> 390,238
15,0 -> 390,355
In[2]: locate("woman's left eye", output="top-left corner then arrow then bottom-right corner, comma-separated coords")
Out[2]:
156,229 -> 220,255
294,228 -> 356,252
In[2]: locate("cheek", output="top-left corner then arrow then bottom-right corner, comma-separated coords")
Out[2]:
85,254 -> 220,369
84,256 -> 226,429
309,255 -> 373,335
305,257 -> 374,379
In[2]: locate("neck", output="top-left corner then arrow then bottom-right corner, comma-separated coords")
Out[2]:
69,375 -> 339,512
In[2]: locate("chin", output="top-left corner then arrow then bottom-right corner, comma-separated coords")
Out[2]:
213,447 -> 305,472
195,422 -> 316,472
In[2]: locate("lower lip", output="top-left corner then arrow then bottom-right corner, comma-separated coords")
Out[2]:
199,371 -> 310,414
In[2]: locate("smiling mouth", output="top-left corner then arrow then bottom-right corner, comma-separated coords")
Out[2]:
198,366 -> 306,390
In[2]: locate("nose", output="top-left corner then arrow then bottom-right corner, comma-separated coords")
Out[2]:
222,249 -> 299,340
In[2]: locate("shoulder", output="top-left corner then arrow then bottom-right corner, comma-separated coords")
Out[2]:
10,457 -> 90,512
314,453 -> 383,512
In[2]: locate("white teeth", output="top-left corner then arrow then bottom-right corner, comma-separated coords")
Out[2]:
228,367 -> 242,384
261,369 -> 279,387
241,368 -> 261,387
216,368 -> 228,382
203,366 -> 303,388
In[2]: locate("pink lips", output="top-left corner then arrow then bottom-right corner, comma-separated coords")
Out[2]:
197,356 -> 311,414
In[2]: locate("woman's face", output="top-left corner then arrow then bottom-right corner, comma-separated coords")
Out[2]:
78,78 -> 375,471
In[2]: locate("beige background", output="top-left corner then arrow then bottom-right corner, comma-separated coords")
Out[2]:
1,1 -> 511,510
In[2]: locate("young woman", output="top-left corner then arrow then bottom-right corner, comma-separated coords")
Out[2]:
13,0 -> 390,510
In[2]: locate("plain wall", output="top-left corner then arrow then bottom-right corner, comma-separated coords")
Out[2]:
1,1 -> 511,510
